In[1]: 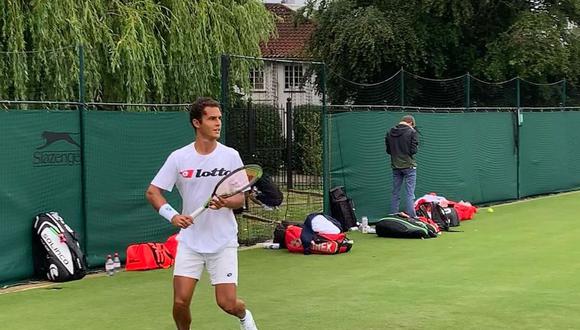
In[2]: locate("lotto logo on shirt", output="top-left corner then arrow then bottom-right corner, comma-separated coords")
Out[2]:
194,168 -> 231,178
179,169 -> 194,178
179,168 -> 231,179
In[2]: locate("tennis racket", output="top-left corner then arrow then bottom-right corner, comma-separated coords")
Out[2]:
189,164 -> 263,220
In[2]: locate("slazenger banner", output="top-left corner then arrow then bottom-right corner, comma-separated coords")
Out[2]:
0,110 -> 82,284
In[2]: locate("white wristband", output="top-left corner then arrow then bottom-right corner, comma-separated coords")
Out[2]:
159,203 -> 179,223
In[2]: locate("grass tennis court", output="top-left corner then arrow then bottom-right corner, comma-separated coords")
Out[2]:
2,191 -> 579,330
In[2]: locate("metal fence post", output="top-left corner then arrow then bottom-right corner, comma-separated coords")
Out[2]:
516,77 -> 522,125
248,98 -> 256,159
220,54 -> 230,143
562,79 -> 567,108
77,44 -> 87,253
465,73 -> 471,109
286,97 -> 293,190
516,77 -> 521,199
321,64 -> 329,213
400,67 -> 405,107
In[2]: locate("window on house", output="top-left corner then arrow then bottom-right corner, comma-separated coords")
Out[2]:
284,65 -> 304,90
249,68 -> 264,90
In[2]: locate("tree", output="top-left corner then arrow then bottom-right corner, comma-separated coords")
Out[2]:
0,0 -> 275,104
306,0 -> 425,103
476,12 -> 573,82
304,0 -> 580,104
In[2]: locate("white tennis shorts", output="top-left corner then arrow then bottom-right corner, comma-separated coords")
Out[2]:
173,242 -> 238,285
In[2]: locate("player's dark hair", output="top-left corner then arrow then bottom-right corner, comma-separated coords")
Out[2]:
189,97 -> 221,127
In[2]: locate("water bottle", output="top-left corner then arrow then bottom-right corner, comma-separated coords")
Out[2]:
113,252 -> 121,273
261,242 -> 280,249
105,255 -> 115,276
361,216 -> 369,234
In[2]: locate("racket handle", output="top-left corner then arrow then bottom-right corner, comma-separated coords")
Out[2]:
190,206 -> 205,220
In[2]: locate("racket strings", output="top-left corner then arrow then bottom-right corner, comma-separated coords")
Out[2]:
215,166 -> 262,197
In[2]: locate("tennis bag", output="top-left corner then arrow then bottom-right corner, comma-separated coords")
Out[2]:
285,225 -> 353,254
32,212 -> 87,282
273,221 -> 303,249
126,242 -> 174,271
164,234 -> 178,258
416,201 -> 453,231
284,213 -> 353,254
441,205 -> 460,227
329,186 -> 357,231
453,202 -> 477,220
375,214 -> 438,239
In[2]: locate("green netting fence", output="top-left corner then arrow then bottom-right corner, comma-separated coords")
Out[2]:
323,68 -> 580,223
3,49 -> 580,286
325,107 -> 580,223
0,106 -> 191,285
326,69 -> 580,107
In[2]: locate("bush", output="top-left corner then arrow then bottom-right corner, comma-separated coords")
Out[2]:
293,104 -> 322,176
225,100 -> 285,174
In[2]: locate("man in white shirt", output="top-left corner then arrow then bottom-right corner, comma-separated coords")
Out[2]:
145,97 -> 258,330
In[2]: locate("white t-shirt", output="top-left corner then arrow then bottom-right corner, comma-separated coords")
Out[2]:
151,142 -> 244,253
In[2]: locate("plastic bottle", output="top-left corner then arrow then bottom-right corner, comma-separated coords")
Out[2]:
361,216 -> 369,234
113,252 -> 121,273
261,242 -> 280,249
105,255 -> 115,276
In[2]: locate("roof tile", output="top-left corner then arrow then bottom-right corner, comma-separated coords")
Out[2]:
261,4 -> 315,59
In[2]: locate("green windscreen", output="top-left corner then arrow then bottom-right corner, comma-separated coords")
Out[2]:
0,110 -> 82,283
2,108 -> 579,284
83,111 -> 192,267
327,111 -> 518,222
0,110 -> 194,284
519,111 -> 580,197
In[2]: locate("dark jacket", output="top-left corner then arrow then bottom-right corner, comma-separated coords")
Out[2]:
385,124 -> 419,169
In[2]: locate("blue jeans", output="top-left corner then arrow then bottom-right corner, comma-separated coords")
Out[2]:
391,168 -> 417,217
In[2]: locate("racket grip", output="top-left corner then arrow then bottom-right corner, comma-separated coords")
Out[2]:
190,206 -> 205,220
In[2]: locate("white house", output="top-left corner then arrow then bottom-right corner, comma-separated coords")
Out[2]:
263,0 -> 305,12
248,3 -> 322,108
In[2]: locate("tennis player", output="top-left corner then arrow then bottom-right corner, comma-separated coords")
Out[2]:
145,97 -> 258,330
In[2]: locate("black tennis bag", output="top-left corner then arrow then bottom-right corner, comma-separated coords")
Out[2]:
441,205 -> 460,227
375,215 -> 437,239
32,212 -> 87,282
416,202 -> 452,231
329,186 -> 357,232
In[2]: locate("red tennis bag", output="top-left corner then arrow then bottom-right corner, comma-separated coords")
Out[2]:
284,225 -> 352,255
126,242 -> 174,271
164,234 -> 178,258
451,202 -> 478,220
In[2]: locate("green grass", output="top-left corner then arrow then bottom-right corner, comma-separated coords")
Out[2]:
2,191 -> 580,329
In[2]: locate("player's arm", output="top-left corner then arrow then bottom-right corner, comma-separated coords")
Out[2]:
145,184 -> 169,210
146,184 -> 193,228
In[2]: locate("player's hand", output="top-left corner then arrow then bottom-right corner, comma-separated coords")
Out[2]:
209,195 -> 227,210
171,215 -> 194,228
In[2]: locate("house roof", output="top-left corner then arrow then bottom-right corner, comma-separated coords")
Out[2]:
261,4 -> 315,59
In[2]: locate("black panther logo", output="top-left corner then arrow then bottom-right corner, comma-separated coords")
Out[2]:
37,131 -> 80,150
